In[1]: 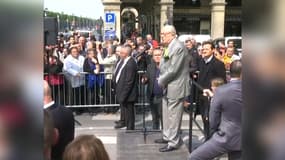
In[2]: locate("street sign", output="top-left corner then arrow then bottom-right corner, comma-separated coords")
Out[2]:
104,23 -> 115,30
104,30 -> 116,40
105,13 -> 115,24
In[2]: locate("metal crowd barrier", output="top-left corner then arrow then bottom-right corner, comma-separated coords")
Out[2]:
44,71 -> 148,109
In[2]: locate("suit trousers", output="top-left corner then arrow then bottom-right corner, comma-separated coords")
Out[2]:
150,96 -> 163,130
189,136 -> 242,160
198,95 -> 210,139
162,96 -> 184,148
120,102 -> 135,130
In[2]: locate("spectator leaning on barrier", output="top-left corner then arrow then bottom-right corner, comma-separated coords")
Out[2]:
97,44 -> 118,105
63,46 -> 85,106
83,48 -> 101,105
63,135 -> 110,160
44,46 -> 64,105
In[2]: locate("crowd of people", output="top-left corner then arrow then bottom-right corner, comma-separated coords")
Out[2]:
44,31 -> 160,112
44,24 -> 242,160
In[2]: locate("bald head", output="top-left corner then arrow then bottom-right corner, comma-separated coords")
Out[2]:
230,60 -> 242,78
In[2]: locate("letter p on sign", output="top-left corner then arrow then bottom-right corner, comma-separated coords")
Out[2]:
105,13 -> 115,23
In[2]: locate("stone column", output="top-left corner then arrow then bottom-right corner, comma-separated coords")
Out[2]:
273,0 -> 285,40
102,0 -> 122,41
210,0 -> 226,39
159,0 -> 174,31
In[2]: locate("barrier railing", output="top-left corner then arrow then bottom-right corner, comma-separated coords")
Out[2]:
44,71 -> 148,109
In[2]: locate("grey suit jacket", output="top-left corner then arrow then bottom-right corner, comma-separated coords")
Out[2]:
209,80 -> 242,151
158,38 -> 191,99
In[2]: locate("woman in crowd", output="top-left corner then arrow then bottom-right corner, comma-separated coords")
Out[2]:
97,44 -> 118,109
83,48 -> 102,105
44,47 -> 64,105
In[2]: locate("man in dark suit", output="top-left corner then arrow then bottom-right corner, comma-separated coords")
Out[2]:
143,48 -> 164,130
114,45 -> 138,130
197,40 -> 226,140
44,80 -> 75,160
189,60 -> 242,160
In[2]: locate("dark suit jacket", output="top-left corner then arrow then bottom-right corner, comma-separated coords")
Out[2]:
115,57 -> 138,103
145,60 -> 160,100
197,56 -> 226,89
83,57 -> 99,73
188,48 -> 199,74
46,103 -> 75,160
209,80 -> 242,151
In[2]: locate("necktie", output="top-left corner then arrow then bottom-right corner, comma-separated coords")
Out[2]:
164,47 -> 169,58
114,60 -> 124,78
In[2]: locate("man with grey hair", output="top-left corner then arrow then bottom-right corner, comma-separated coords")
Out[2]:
114,45 -> 138,130
155,25 -> 191,152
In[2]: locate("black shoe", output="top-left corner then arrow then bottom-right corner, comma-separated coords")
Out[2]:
126,127 -> 134,130
114,120 -> 125,124
154,138 -> 168,144
159,145 -> 177,152
114,123 -> 126,129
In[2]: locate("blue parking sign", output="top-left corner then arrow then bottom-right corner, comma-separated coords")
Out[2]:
105,13 -> 115,23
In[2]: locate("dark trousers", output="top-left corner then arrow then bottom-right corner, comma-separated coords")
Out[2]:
198,95 -> 210,139
120,102 -> 135,130
69,86 -> 85,105
104,79 -> 116,104
103,79 -> 118,113
87,84 -> 100,105
150,96 -> 163,130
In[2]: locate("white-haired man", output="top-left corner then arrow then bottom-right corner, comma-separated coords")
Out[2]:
155,25 -> 191,152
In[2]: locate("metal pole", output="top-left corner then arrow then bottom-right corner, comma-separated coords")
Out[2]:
189,103 -> 193,152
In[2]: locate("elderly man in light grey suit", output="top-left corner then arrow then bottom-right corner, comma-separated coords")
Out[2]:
155,25 -> 191,152
189,60 -> 242,160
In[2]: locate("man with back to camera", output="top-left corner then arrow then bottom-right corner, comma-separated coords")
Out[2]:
44,80 -> 74,160
189,60 -> 242,160
155,25 -> 191,152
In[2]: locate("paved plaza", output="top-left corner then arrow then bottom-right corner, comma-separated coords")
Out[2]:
74,110 -> 227,160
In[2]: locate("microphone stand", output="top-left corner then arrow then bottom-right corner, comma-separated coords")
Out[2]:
125,71 -> 160,143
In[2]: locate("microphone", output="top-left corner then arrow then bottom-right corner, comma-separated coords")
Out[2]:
135,50 -> 146,59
